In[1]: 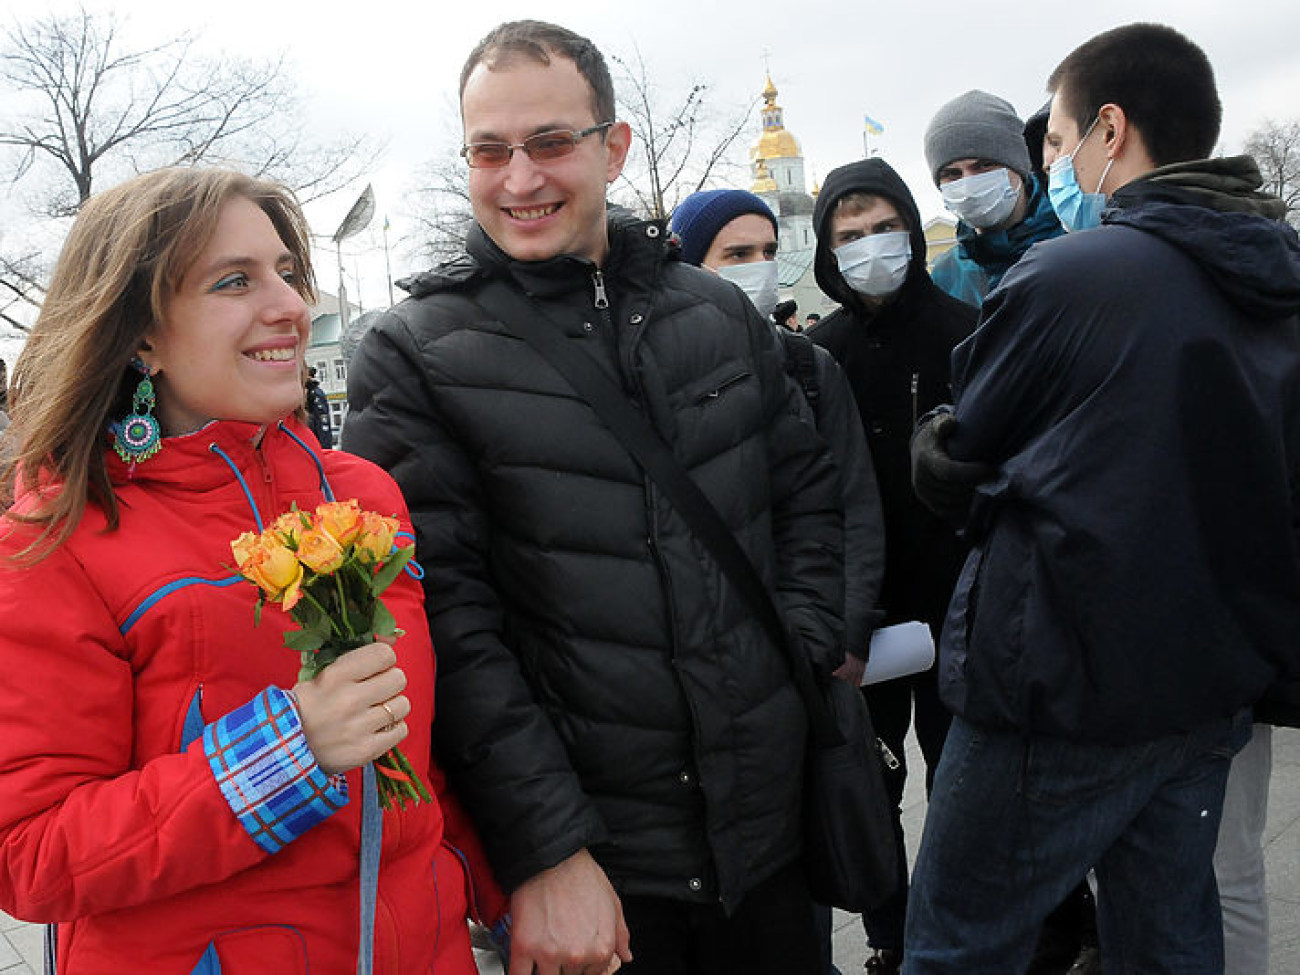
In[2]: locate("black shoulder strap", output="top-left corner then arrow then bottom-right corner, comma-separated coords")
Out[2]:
780,331 -> 821,412
473,278 -> 836,743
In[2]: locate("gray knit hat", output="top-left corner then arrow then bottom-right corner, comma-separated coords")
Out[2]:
923,90 -> 1031,185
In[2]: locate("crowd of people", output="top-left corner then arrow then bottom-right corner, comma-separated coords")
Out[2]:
0,16 -> 1296,975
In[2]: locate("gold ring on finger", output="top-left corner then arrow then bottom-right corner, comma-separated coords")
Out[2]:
380,701 -> 397,732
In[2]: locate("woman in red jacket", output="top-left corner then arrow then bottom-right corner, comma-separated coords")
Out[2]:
0,167 -> 503,973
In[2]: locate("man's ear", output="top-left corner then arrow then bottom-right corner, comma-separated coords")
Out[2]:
604,120 -> 633,184
1097,101 -> 1156,175
1097,103 -> 1129,159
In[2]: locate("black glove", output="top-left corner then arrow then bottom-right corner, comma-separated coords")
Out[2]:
910,409 -> 995,521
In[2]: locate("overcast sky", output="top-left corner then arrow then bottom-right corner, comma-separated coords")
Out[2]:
4,0 -> 1300,318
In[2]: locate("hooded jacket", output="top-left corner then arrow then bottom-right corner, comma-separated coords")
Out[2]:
930,172 -> 1064,307
0,418 -> 500,974
944,155 -> 1300,741
811,158 -> 978,626
342,212 -> 844,909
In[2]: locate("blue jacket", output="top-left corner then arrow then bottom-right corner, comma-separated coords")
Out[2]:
943,157 -> 1300,742
930,173 -> 1063,308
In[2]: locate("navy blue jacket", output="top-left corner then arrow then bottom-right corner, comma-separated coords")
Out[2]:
943,157 -> 1300,742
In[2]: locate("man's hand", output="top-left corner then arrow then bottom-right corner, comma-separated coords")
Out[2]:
508,849 -> 632,975
910,409 -> 995,521
833,652 -> 866,688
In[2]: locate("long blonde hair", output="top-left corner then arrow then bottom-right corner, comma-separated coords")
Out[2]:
3,167 -> 317,558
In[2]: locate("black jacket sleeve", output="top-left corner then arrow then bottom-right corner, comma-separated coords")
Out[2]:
813,349 -> 885,659
747,310 -> 847,676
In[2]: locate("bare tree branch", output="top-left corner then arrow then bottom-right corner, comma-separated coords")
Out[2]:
610,47 -> 755,220
0,7 -> 380,214
404,146 -> 475,266
0,6 -> 383,306
0,249 -> 46,332
1244,118 -> 1300,229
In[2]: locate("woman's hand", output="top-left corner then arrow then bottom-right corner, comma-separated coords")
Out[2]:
294,641 -> 409,774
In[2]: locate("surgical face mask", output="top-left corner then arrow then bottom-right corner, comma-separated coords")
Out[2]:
833,231 -> 911,298
940,168 -> 1021,229
716,259 -> 780,318
1048,116 -> 1115,233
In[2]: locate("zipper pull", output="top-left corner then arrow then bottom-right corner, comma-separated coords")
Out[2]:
592,270 -> 609,309
877,738 -> 901,771
910,371 -> 920,427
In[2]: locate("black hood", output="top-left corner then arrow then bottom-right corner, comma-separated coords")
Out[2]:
813,157 -> 929,310
1108,156 -> 1300,321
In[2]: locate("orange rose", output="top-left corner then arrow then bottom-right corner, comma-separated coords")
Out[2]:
232,533 -> 305,609
270,510 -> 310,546
354,511 -> 401,564
316,500 -> 364,548
297,526 -> 346,574
231,531 -> 260,569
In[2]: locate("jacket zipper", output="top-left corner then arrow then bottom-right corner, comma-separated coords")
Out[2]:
253,439 -> 276,522
910,371 -> 919,428
592,270 -> 609,309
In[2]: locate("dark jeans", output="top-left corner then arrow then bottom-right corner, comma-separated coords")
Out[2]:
621,862 -> 820,974
860,662 -> 953,951
904,711 -> 1251,974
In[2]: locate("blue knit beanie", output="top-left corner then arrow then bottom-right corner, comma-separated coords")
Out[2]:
670,189 -> 778,266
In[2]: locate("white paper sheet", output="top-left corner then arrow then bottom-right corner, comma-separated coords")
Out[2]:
861,620 -> 936,685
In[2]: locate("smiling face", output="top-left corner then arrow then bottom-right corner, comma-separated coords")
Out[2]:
142,195 -> 310,436
461,54 -> 630,265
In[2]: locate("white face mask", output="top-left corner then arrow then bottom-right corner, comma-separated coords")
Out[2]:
716,260 -> 780,318
940,168 -> 1021,230
833,231 -> 911,297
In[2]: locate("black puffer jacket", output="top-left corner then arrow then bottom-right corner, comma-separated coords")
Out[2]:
343,212 -> 844,909
811,159 -> 977,626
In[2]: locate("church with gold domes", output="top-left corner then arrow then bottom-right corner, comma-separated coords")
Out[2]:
748,75 -> 827,317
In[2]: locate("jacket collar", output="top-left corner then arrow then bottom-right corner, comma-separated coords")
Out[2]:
465,208 -> 670,300
106,416 -> 324,497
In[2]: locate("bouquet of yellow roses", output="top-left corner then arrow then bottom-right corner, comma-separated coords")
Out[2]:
231,499 -> 431,810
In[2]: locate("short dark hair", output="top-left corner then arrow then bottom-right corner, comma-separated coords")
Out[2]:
459,20 -> 615,126
1047,23 -> 1220,166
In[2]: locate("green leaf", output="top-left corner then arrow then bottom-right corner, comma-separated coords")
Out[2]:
371,599 -> 398,638
370,546 -> 414,597
346,606 -> 371,636
284,628 -> 326,654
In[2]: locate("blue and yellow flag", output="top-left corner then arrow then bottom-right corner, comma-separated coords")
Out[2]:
863,115 -> 885,135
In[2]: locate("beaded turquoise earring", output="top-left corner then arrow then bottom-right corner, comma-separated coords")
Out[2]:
112,358 -> 163,465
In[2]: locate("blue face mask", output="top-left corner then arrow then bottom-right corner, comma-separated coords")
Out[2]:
1047,116 -> 1114,233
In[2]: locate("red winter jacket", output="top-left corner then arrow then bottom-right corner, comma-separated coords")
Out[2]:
0,418 -> 504,974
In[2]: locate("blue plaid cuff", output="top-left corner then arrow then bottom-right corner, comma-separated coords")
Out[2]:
203,686 -> 348,854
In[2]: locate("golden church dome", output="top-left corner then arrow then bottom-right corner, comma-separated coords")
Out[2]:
752,74 -> 801,160
756,129 -> 801,159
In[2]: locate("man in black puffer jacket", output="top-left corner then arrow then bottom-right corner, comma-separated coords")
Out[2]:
343,20 -> 843,975
809,157 -> 976,974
